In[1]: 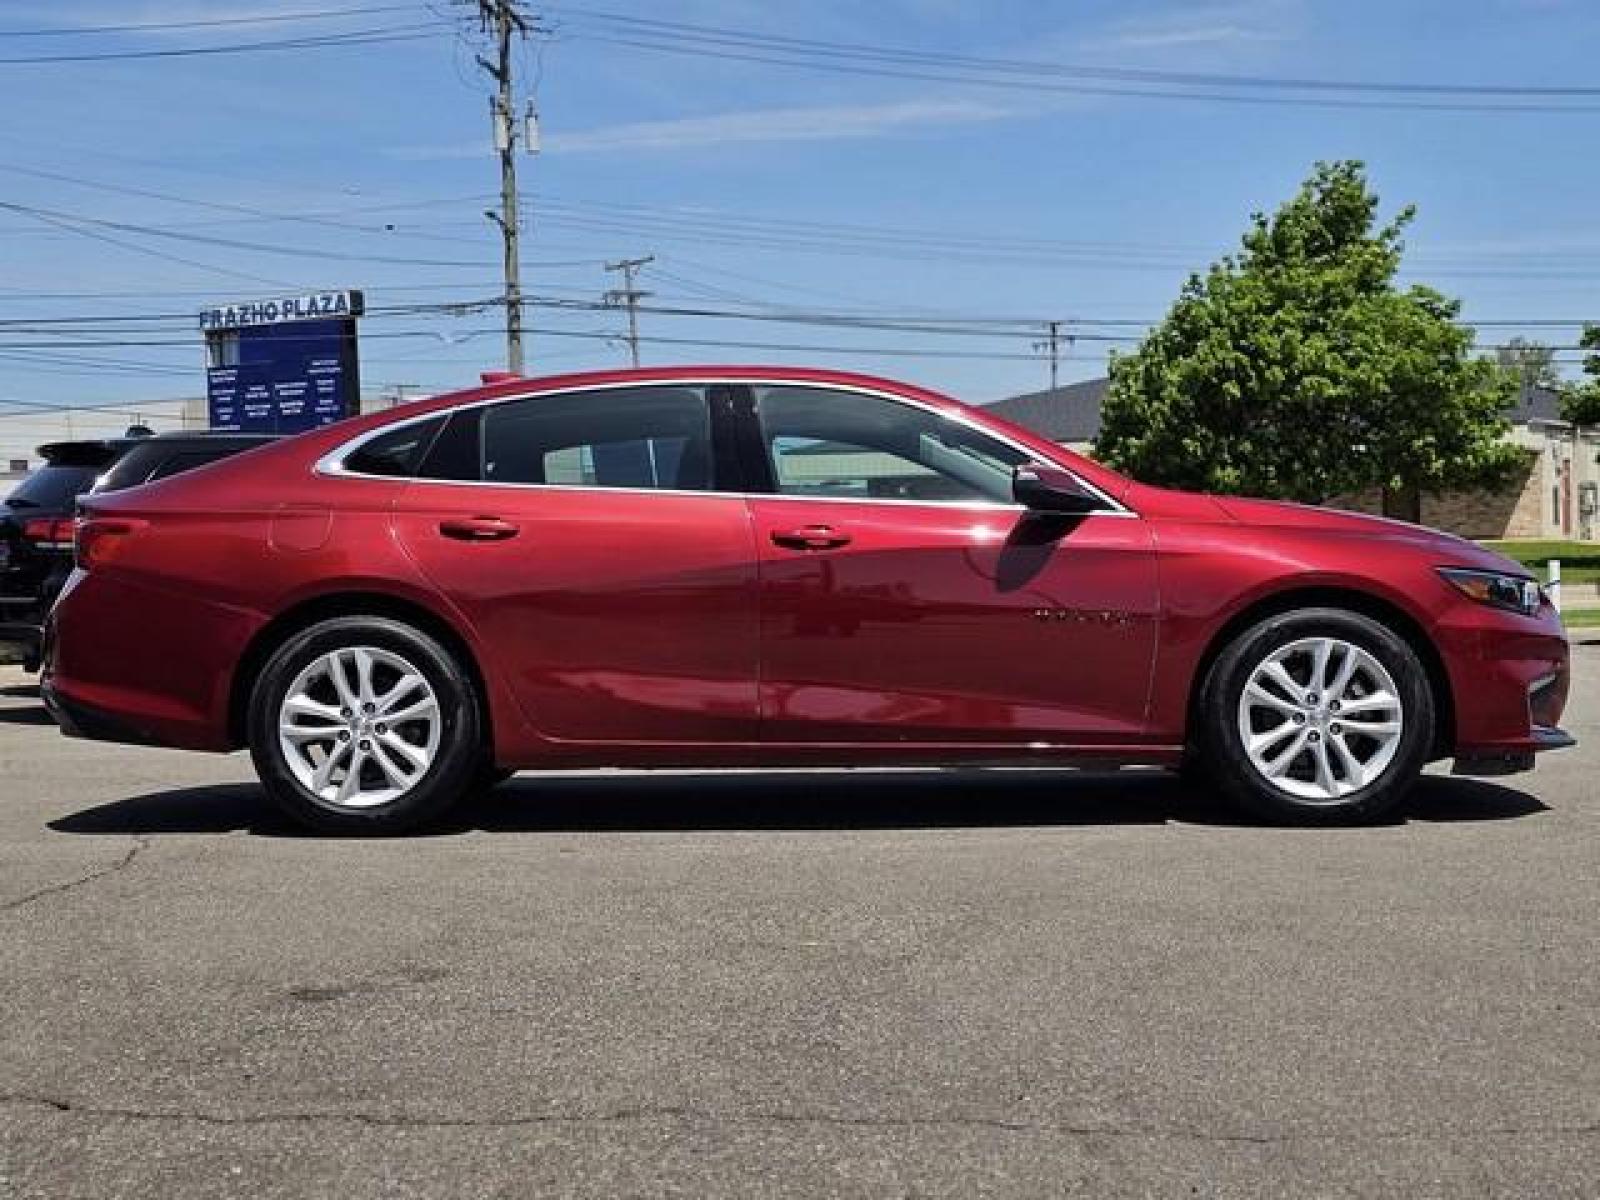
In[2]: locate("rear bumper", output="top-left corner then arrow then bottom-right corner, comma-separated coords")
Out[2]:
44,569 -> 261,753
42,676 -> 166,747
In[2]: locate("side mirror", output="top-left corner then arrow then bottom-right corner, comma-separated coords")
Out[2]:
1012,462 -> 1104,515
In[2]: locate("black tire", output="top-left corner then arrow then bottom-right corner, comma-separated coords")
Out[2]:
247,616 -> 483,835
1197,607 -> 1435,824
1174,747 -> 1216,793
472,763 -> 517,793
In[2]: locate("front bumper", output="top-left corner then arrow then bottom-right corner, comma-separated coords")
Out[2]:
1439,606 -> 1575,775
1453,725 -> 1576,776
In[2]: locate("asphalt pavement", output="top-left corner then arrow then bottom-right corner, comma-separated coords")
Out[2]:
1,649 -> 1596,1198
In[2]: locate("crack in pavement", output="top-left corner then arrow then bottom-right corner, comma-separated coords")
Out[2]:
0,836 -> 150,914
1,1094 -> 1595,1143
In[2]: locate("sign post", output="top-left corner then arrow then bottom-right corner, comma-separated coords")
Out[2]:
200,290 -> 364,434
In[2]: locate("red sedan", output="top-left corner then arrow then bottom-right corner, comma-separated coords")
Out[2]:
42,367 -> 1573,833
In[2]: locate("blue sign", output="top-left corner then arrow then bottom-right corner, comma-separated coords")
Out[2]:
205,316 -> 360,435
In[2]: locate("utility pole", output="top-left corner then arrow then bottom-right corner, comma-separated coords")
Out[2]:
1033,320 -> 1070,392
472,1 -> 537,374
604,255 -> 654,368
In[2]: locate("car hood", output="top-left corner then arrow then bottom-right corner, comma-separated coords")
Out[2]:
1208,494 -> 1529,575
1125,482 -> 1529,576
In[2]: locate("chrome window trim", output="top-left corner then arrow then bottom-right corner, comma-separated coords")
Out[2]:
314,377 -> 1136,517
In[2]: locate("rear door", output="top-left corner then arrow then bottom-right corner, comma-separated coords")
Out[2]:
388,383 -> 761,745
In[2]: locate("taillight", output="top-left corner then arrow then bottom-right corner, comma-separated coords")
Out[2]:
74,518 -> 146,571
21,517 -> 76,548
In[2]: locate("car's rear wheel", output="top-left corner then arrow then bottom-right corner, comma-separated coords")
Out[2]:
247,616 -> 482,835
1198,608 -> 1434,823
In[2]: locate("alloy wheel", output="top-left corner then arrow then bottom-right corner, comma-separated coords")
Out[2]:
277,645 -> 442,809
1235,636 -> 1405,804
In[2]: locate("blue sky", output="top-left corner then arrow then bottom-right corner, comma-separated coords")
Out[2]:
0,0 -> 1597,417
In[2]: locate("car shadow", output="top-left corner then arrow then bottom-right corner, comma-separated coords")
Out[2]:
47,770 -> 1549,839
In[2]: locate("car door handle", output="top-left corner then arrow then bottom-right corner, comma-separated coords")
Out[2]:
770,524 -> 852,551
438,516 -> 520,542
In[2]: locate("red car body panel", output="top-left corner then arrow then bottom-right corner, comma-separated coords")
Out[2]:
748,496 -> 1159,745
391,483 -> 761,747
43,365 -> 1571,773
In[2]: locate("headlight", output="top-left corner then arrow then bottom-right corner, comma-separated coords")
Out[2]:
1437,567 -> 1543,616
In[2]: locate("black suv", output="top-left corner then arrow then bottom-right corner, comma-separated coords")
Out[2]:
1,432 -> 276,670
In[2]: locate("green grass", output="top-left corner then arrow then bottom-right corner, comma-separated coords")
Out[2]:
1561,607 -> 1600,629
1480,539 -> 1600,585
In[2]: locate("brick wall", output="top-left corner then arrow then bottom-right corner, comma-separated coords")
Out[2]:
1326,450 -> 1545,539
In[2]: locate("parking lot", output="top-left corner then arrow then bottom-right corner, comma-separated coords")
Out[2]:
0,649 -> 1595,1198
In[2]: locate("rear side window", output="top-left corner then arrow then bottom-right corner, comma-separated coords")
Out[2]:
95,446 -> 162,492
418,411 -> 483,482
343,417 -> 446,478
4,464 -> 99,511
96,443 -> 264,492
481,387 -> 713,491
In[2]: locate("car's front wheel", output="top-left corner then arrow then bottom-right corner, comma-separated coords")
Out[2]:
1198,607 -> 1435,823
247,616 -> 482,835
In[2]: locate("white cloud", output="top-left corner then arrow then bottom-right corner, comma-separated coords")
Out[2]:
1082,0 -> 1302,52
388,97 -> 1014,160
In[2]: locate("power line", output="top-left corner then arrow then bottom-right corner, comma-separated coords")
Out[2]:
0,24 -> 440,66
8,204 -> 297,288
0,4 -> 425,38
0,294 -> 1591,343
554,7 -> 1600,114
0,165 -> 505,250
0,199 -> 512,270
559,7 -> 1600,99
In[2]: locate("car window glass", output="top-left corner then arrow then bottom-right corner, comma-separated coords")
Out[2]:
147,450 -> 227,483
754,386 -> 1026,503
4,464 -> 100,510
481,386 -> 712,491
417,410 -> 483,481
94,448 -> 158,492
343,417 -> 446,478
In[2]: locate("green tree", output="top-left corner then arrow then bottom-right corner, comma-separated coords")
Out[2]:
1560,324 -> 1600,428
1495,337 -> 1559,391
1095,161 -> 1522,512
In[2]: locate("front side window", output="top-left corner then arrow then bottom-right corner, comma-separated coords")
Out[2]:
481,386 -> 713,491
754,386 -> 1027,504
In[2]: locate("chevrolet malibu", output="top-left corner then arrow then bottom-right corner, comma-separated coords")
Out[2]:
42,367 -> 1572,834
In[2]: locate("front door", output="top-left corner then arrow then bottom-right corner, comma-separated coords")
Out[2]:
390,383 -> 760,745
742,384 -> 1159,747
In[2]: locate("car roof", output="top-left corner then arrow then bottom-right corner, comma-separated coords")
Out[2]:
37,432 -> 279,463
